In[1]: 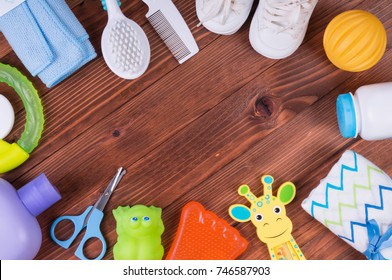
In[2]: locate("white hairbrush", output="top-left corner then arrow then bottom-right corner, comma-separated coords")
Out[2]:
101,0 -> 150,79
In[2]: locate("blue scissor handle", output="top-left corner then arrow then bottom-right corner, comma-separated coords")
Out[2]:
75,208 -> 106,260
50,206 -> 93,249
50,206 -> 107,260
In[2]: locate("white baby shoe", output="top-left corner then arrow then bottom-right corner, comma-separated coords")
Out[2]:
196,0 -> 254,35
249,0 -> 318,59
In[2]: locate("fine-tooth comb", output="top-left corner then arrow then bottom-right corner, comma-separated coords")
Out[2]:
142,0 -> 199,64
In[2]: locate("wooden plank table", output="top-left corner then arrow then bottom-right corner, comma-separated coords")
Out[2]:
1,0 -> 391,260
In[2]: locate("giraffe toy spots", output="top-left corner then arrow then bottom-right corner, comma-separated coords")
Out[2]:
229,175 -> 305,260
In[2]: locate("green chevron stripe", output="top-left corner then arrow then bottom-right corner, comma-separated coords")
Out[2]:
323,165 -> 383,228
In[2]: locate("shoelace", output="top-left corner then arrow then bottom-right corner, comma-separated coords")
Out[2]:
259,0 -> 315,37
197,0 -> 247,27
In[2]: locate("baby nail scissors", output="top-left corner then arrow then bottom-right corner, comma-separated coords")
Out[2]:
50,167 -> 126,260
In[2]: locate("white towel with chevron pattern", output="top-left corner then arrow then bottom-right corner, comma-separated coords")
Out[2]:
302,150 -> 392,259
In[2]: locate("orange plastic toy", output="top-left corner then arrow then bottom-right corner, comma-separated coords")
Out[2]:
166,201 -> 248,260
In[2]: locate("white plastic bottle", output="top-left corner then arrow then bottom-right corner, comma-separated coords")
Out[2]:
336,82 -> 392,140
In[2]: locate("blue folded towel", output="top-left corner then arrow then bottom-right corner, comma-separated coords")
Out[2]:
0,3 -> 54,76
0,0 -> 96,87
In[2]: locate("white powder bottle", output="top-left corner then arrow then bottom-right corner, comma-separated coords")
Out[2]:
336,82 -> 392,140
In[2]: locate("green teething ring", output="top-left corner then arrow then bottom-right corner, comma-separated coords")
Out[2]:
0,63 -> 44,174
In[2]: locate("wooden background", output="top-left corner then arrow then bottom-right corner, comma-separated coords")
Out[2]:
1,0 -> 391,260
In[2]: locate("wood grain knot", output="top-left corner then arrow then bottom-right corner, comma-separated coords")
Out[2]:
112,130 -> 121,137
254,96 -> 274,119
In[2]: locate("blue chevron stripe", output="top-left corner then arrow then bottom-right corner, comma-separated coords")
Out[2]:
365,185 -> 392,221
339,221 -> 366,242
310,152 -> 358,217
338,185 -> 392,243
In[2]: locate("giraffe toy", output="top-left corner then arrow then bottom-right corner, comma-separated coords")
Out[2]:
229,175 -> 305,260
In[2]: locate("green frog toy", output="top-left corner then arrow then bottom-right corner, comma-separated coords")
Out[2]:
112,205 -> 164,260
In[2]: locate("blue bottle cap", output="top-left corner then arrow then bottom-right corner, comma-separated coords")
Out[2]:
17,174 -> 61,217
336,93 -> 357,138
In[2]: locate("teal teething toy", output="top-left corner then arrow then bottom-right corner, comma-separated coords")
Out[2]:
112,205 -> 164,260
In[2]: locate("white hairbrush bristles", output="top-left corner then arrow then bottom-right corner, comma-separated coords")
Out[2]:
101,0 -> 150,79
